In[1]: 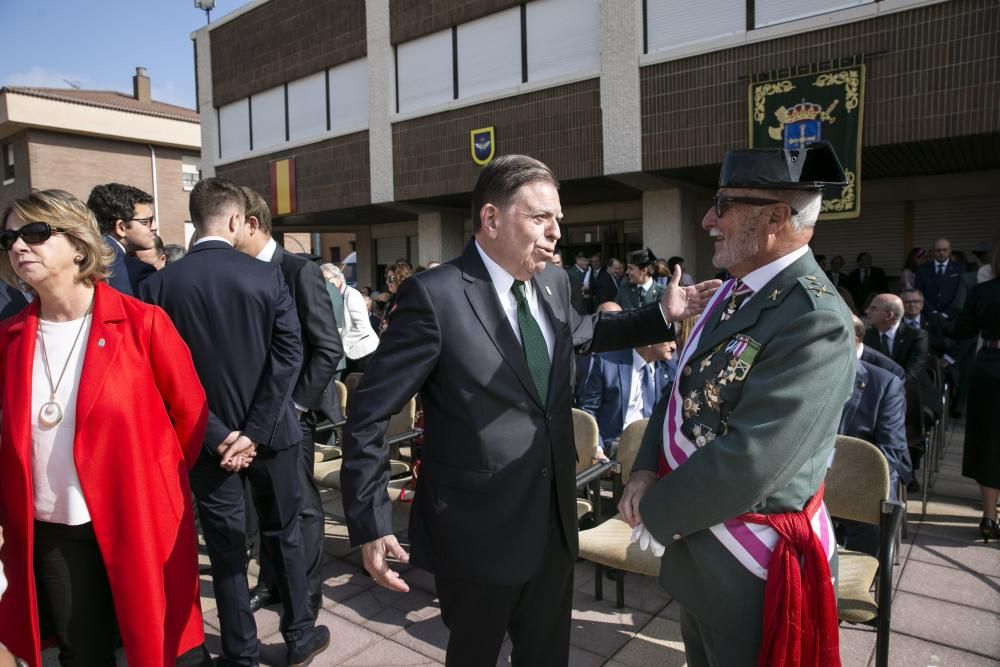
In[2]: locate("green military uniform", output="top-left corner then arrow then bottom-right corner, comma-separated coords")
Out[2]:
632,251 -> 855,662
616,281 -> 664,310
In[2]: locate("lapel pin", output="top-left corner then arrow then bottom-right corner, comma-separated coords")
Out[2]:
544,285 -> 552,296
768,289 -> 782,301
98,338 -> 106,347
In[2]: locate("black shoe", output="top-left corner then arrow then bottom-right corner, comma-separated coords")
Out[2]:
287,625 -> 330,667
248,584 -> 279,612
979,517 -> 1000,543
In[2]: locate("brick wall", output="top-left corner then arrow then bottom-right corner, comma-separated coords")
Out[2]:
390,0 -> 524,44
211,0 -> 367,107
393,79 -> 603,202
641,0 -> 1000,171
24,130 -> 196,246
215,131 -> 371,215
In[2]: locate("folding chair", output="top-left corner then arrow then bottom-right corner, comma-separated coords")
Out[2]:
827,435 -> 906,667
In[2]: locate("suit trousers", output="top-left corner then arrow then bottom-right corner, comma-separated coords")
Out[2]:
434,490 -> 574,667
679,606 -> 759,667
190,445 -> 312,665
257,411 -> 325,614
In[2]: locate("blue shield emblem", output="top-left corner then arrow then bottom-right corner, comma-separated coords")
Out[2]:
471,127 -> 495,165
783,119 -> 822,150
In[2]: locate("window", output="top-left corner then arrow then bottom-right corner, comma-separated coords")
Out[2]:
755,0 -> 873,29
181,160 -> 201,191
330,58 -> 369,132
457,8 -> 522,100
287,71 -> 328,141
526,0 -> 600,82
396,29 -> 454,113
250,86 -> 286,152
2,144 -> 13,183
646,0 -> 745,52
219,99 -> 251,159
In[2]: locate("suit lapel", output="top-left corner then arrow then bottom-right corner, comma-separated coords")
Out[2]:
532,272 -> 568,408
618,353 -> 633,419
74,284 -> 125,430
461,243 -> 544,408
841,362 -> 866,429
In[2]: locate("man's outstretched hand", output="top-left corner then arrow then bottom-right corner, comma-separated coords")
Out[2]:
660,265 -> 723,322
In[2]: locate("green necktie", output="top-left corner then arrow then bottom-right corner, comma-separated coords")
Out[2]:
512,280 -> 551,404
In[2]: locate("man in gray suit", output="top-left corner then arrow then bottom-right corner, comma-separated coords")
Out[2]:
620,142 -> 855,666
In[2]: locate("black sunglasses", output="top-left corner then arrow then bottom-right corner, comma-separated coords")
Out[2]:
713,194 -> 798,218
0,222 -> 58,251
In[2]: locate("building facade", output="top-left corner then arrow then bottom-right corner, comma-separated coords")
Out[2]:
0,68 -> 202,247
195,0 -> 999,289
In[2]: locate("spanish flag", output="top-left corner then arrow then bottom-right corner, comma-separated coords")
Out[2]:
270,158 -> 297,215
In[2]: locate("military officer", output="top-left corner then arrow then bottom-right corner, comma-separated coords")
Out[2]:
616,248 -> 665,310
619,141 -> 856,666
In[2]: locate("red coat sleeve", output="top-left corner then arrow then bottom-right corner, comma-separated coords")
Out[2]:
148,306 -> 208,468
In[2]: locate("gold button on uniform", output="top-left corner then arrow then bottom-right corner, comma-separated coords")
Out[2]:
672,533 -> 682,541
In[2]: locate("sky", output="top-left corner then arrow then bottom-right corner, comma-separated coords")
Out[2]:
0,0 -> 250,109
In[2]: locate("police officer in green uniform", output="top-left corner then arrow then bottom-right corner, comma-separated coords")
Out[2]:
616,248 -> 665,310
620,142 -> 856,666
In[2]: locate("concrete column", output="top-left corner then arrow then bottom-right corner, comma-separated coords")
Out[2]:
354,225 -> 376,289
366,0 -> 394,203
417,212 -> 466,266
192,28 -> 217,177
600,0 -> 643,176
643,188 -> 701,278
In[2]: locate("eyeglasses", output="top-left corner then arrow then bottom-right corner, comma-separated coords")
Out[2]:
385,274 -> 397,284
129,216 -> 156,228
0,222 -> 59,251
713,194 -> 798,218
902,300 -> 924,305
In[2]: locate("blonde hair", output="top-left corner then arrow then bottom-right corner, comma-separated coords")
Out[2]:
0,189 -> 114,291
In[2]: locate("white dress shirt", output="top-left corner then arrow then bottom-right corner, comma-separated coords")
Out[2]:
475,241 -> 555,360
881,321 -> 902,356
738,244 -> 810,308
624,350 -> 654,430
255,236 -> 278,261
194,235 -> 233,247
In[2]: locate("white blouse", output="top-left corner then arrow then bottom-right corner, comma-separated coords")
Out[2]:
31,314 -> 92,525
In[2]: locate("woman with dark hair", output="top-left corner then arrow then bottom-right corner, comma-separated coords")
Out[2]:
380,259 -> 413,333
948,242 -> 1000,541
0,190 -> 211,666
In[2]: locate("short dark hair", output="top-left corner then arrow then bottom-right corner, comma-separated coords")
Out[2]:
87,183 -> 153,235
150,234 -> 164,255
856,251 -> 871,263
163,244 -> 186,265
189,177 -> 246,228
242,186 -> 272,234
471,154 -> 559,233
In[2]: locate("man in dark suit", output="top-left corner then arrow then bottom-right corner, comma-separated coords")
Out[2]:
340,155 -> 718,666
141,178 -> 329,667
900,288 -> 948,355
861,344 -> 906,380
238,188 -> 343,617
566,251 -> 590,315
864,293 -> 929,379
87,183 -> 158,295
0,283 -> 28,320
592,257 -> 624,306
846,251 -> 888,308
827,254 -> 848,288
579,341 -> 676,455
915,238 -> 966,319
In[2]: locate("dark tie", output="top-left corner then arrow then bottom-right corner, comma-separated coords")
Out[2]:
641,364 -> 655,418
721,279 -> 754,321
512,280 -> 551,404
906,318 -> 920,330
937,263 -> 945,277
881,332 -> 892,356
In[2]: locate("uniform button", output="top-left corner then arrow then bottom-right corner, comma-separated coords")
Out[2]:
541,467 -> 550,478
672,533 -> 682,541
683,365 -> 692,377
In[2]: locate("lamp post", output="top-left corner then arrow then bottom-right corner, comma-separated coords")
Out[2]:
194,0 -> 215,25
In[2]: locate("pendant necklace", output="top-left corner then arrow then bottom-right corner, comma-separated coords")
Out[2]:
37,295 -> 94,427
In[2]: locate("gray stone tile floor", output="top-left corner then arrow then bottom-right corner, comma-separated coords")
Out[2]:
42,419 -> 999,665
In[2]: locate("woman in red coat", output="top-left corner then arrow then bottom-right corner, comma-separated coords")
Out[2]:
0,190 -> 210,666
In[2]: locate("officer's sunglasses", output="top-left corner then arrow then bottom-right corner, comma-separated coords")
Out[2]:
713,194 -> 798,218
0,222 -> 60,251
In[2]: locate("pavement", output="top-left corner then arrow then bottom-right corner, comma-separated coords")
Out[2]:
43,417 -> 1000,665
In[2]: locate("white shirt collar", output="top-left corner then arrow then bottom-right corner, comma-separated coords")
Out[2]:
740,244 -> 810,295
640,277 -> 654,291
193,235 -> 233,247
883,320 -> 901,341
632,349 -> 650,372
476,240 -> 519,296
255,237 -> 278,262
